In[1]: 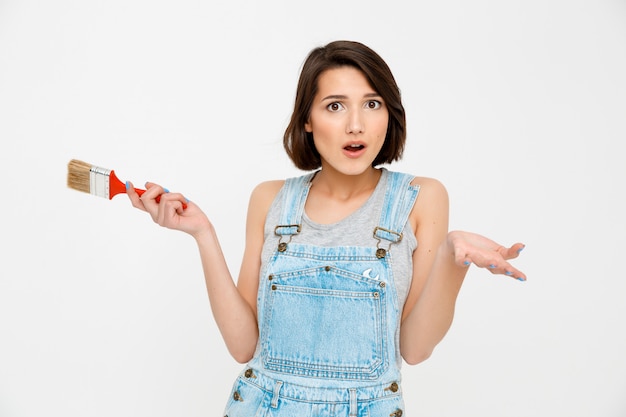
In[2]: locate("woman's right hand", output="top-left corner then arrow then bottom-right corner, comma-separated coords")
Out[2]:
126,181 -> 211,239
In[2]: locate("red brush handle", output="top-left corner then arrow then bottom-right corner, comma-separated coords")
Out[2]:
134,188 -> 162,203
109,169 -> 187,209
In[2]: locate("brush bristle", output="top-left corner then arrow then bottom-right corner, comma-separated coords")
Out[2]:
67,159 -> 92,193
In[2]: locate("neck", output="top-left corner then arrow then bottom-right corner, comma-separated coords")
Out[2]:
312,166 -> 382,201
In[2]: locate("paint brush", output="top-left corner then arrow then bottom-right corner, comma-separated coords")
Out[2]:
66,159 -> 187,209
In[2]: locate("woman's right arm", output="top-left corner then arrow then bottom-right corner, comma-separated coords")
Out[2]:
126,179 -> 283,363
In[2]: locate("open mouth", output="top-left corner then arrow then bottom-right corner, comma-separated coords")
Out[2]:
344,144 -> 365,152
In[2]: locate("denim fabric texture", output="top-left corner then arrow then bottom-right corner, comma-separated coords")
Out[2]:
224,170 -> 419,417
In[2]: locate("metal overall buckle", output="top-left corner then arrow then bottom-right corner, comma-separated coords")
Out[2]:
274,224 -> 301,252
373,226 -> 403,259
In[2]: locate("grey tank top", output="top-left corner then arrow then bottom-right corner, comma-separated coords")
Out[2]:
260,168 -> 418,317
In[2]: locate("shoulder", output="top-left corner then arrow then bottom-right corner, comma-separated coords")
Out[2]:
410,176 -> 448,199
399,174 -> 449,229
249,179 -> 285,208
244,180 -> 285,232
386,170 -> 447,198
250,170 -> 318,202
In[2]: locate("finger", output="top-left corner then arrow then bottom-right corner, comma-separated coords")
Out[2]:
468,253 -> 528,282
455,246 -> 494,269
500,243 -> 526,260
140,182 -> 167,210
161,192 -> 189,215
452,247 -> 472,268
488,257 -> 527,282
141,182 -> 166,201
155,192 -> 186,224
463,246 -> 502,271
503,265 -> 527,282
137,182 -> 172,223
125,181 -> 147,211
480,261 -> 527,282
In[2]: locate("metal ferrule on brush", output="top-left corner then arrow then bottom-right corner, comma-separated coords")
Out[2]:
89,165 -> 111,198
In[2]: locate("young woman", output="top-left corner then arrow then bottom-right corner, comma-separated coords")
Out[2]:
126,40 -> 526,417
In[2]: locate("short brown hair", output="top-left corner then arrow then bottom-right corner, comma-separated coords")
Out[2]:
283,40 -> 407,171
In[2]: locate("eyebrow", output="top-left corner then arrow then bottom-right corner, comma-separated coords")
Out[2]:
320,93 -> 382,101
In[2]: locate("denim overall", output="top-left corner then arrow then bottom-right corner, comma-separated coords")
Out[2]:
224,171 -> 420,417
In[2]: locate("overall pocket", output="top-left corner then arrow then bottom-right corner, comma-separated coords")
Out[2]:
261,265 -> 388,380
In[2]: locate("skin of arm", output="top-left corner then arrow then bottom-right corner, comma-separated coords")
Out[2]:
400,177 -> 525,365
126,179 -> 283,363
400,177 -> 458,365
226,180 -> 284,362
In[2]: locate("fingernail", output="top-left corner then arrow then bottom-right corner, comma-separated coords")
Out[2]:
489,264 -> 496,269
505,271 -> 513,276
517,245 -> 526,254
463,260 -> 471,266
163,188 -> 170,193
185,197 -> 190,203
125,181 -> 130,190
516,277 -> 526,282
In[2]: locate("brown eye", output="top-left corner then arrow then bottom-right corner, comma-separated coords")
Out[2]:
366,100 -> 382,109
327,102 -> 343,112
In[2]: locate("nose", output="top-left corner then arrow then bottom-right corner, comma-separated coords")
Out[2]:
346,110 -> 364,134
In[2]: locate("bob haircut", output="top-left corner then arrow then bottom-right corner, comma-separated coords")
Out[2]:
283,40 -> 407,171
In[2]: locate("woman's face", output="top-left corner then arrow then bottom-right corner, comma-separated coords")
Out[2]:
305,66 -> 389,176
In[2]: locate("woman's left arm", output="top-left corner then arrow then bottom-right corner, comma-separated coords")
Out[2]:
399,178 -> 525,365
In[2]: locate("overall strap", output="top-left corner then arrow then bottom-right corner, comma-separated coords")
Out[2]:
274,172 -> 316,245
374,171 -> 420,257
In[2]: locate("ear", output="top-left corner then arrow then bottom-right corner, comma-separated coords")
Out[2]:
304,120 -> 312,132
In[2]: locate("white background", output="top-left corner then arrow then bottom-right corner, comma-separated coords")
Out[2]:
1,1 -> 625,416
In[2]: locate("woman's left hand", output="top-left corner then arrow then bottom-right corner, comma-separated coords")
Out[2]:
447,231 -> 527,281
